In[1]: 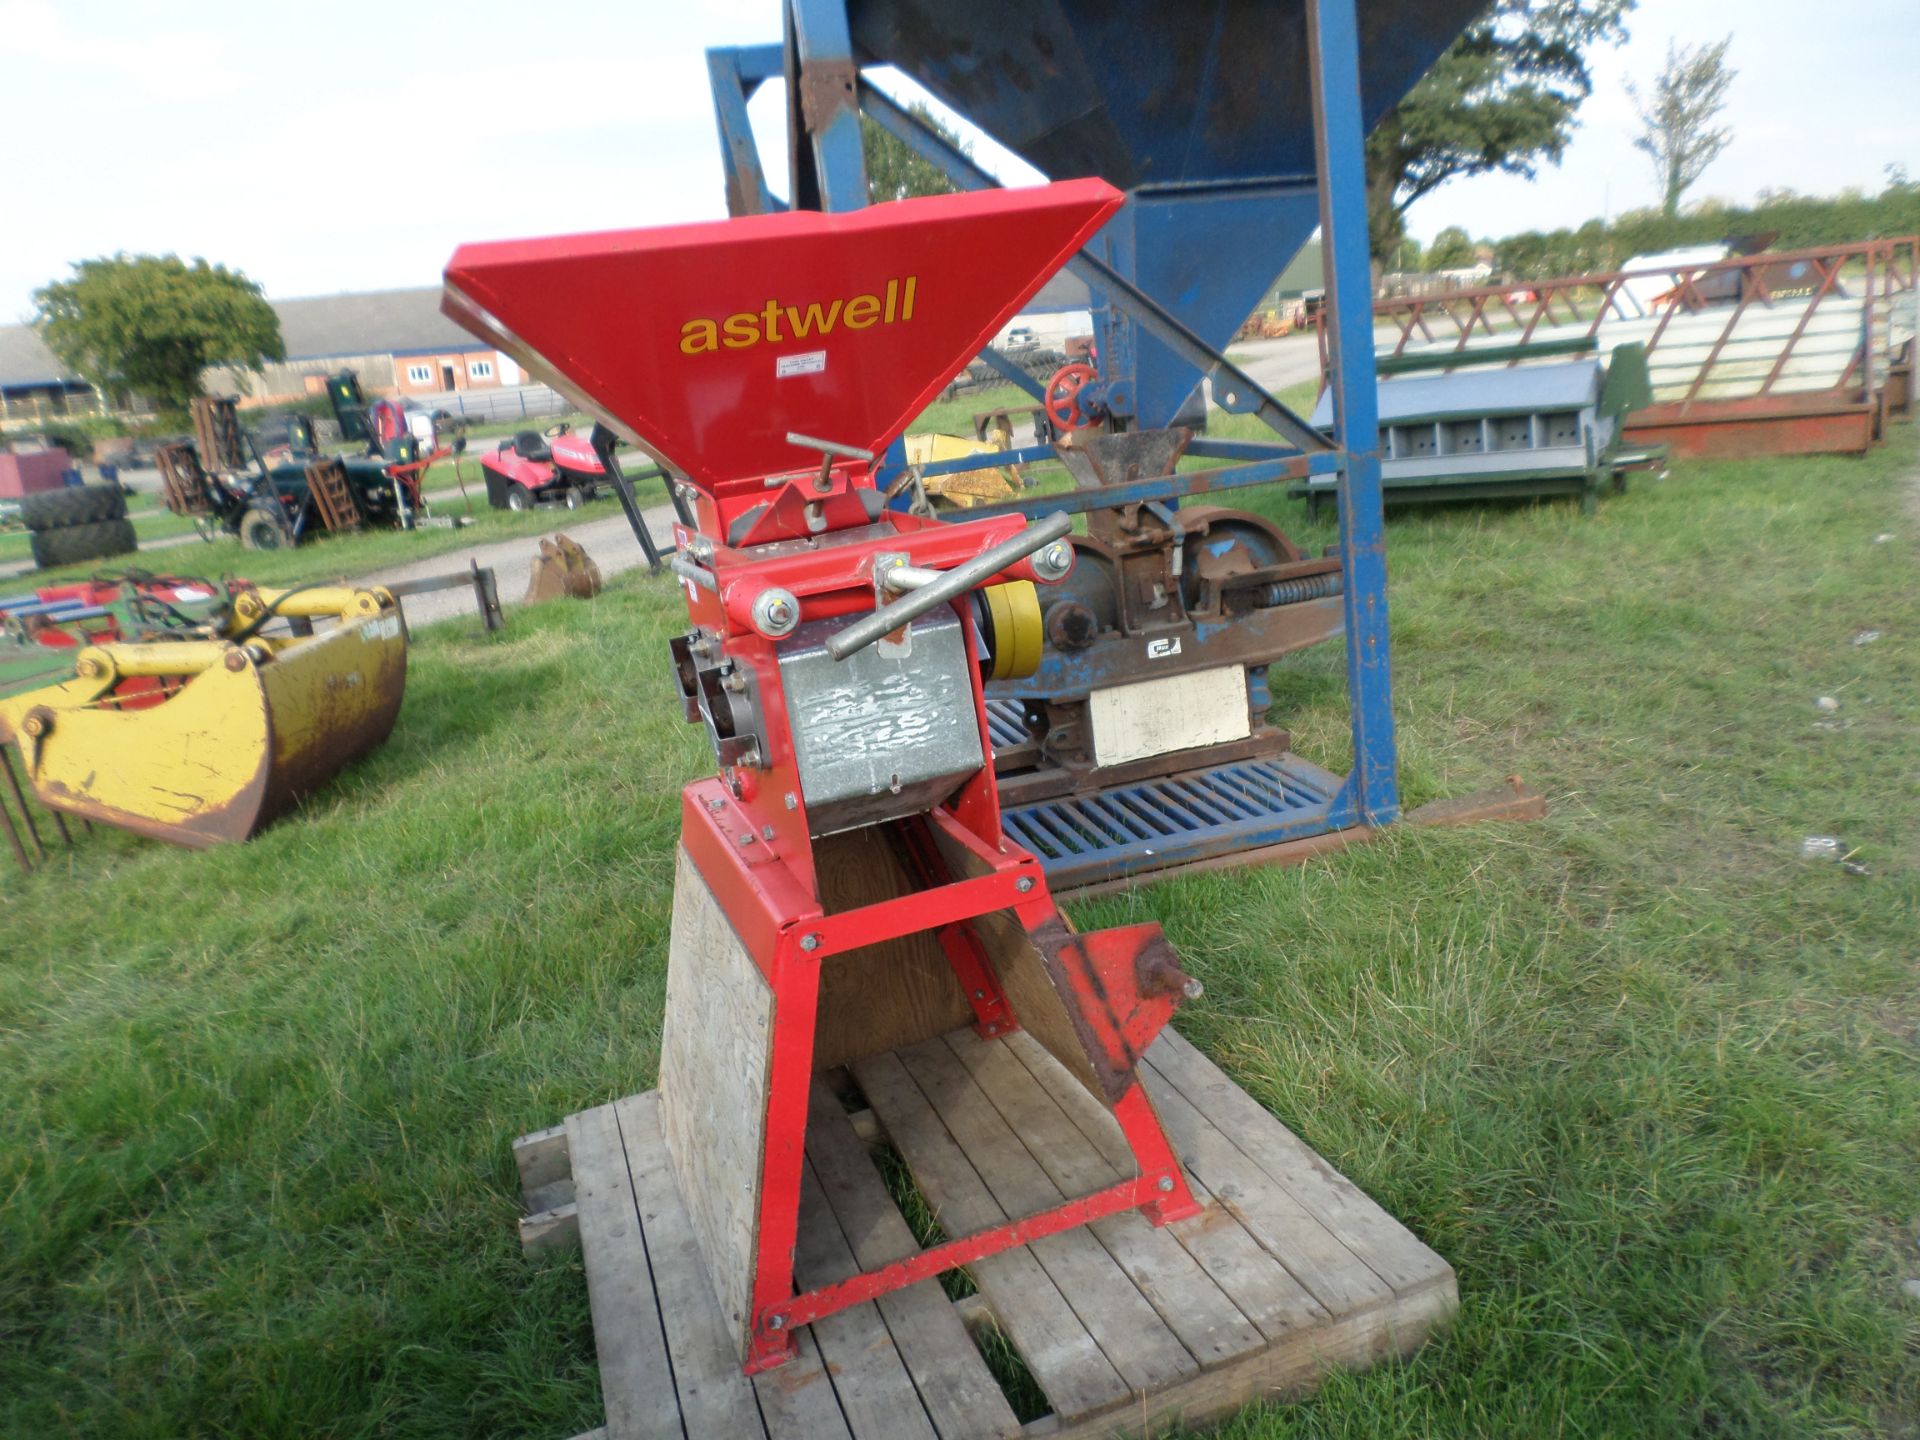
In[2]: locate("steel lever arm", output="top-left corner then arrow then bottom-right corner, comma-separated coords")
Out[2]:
824,511 -> 1073,661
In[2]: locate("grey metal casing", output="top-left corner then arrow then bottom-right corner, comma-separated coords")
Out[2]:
778,605 -> 984,836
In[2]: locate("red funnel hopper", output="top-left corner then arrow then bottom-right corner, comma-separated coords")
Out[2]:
442,180 -> 1121,495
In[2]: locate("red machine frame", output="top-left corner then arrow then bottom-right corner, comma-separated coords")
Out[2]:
672,503 -> 1202,1371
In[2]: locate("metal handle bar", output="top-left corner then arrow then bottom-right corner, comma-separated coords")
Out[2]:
824,511 -> 1072,662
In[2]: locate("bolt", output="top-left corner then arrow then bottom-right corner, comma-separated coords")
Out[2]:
737,831 -> 755,846
973,989 -> 986,999
761,825 -> 775,841
1156,1176 -> 1175,1193
800,933 -> 821,952
707,796 -> 725,812
1032,539 -> 1074,581
768,1315 -> 787,1331
752,586 -> 800,638
1015,875 -> 1035,893
783,792 -> 797,811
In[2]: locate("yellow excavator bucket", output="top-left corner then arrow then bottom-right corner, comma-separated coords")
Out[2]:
903,431 -> 1021,508
0,586 -> 406,848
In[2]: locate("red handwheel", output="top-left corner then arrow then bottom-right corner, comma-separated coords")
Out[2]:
1042,362 -> 1100,430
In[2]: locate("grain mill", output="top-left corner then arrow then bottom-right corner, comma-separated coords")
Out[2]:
446,179 -> 1225,1372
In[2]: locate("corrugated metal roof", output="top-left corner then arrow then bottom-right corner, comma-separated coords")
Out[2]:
271,286 -> 490,359
0,324 -> 78,389
0,286 -> 489,387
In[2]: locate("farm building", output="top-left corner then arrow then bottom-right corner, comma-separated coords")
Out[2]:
0,324 -> 97,422
0,287 -> 523,421
202,287 -> 523,405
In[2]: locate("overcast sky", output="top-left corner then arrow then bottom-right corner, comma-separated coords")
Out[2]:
2,0 -> 1913,321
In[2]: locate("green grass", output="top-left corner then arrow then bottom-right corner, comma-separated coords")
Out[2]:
4,424 -> 1920,1436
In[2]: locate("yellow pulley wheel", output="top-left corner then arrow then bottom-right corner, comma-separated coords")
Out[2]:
982,580 -> 1042,681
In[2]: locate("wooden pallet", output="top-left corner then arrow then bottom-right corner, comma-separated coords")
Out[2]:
515,1026 -> 1456,1440
305,458 -> 363,533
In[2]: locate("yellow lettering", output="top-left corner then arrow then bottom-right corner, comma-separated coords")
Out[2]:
679,318 -> 718,355
679,278 -> 918,356
783,298 -> 844,339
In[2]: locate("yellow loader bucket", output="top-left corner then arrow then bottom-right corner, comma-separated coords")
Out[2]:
0,587 -> 406,849
903,431 -> 1021,508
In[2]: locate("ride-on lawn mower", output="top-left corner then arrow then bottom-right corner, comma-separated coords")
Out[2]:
478,422 -> 612,510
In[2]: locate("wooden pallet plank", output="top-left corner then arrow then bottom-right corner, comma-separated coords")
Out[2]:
514,1123 -> 571,1201
806,1090 -> 1022,1440
796,1161 -> 940,1440
752,1328 -> 855,1440
851,1050 -> 1129,1421
613,1093 -> 765,1440
944,1029 -> 1264,1369
658,844 -> 776,1360
893,1038 -> 1199,1393
520,1201 -> 580,1256
562,1104 -> 681,1440
1134,1067 -> 1394,1314
1001,1032 -> 1328,1341
1040,1279 -> 1458,1440
1146,1030 -> 1452,1294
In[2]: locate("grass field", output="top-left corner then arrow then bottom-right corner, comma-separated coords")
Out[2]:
4,420 -> 1918,1437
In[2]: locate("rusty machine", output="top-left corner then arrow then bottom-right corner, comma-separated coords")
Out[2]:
701,0 -> 1500,893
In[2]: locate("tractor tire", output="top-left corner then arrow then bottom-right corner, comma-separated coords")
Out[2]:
20,483 -> 128,530
563,487 -> 585,511
506,483 -> 532,512
239,507 -> 295,551
29,517 -> 138,569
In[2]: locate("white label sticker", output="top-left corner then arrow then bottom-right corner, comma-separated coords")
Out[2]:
776,349 -> 827,378
360,615 -> 402,641
1146,636 -> 1182,659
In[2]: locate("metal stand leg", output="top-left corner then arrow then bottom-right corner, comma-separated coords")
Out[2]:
1309,0 -> 1399,826
1,749 -> 48,862
593,423 -> 664,573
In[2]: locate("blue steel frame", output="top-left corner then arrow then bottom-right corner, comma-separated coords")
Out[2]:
706,0 -> 1398,846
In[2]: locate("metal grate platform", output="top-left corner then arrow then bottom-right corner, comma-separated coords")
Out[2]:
1000,753 -> 1345,890
984,696 -> 1029,750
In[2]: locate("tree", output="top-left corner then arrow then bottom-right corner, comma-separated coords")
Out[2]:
1427,226 -> 1478,270
1366,0 -> 1634,260
33,254 -> 283,412
862,103 -> 970,203
1628,37 -> 1735,219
